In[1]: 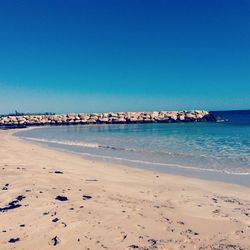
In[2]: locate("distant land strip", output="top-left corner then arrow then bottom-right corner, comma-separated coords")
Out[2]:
0,110 -> 218,129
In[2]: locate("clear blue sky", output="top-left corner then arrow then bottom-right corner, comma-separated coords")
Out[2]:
0,0 -> 249,114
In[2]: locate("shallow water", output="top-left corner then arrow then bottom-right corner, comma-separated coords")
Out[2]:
16,110 -> 250,187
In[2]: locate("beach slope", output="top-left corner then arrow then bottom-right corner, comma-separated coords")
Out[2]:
0,130 -> 249,249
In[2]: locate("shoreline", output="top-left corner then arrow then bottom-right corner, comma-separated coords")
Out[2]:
0,130 -> 250,249
14,126 -> 250,188
10,127 -> 243,188
9,128 -> 245,188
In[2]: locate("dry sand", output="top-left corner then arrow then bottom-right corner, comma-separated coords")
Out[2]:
0,129 -> 250,250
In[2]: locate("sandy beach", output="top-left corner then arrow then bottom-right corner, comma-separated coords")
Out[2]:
0,129 -> 250,250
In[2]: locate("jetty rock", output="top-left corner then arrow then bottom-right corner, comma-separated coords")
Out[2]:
0,110 -> 218,128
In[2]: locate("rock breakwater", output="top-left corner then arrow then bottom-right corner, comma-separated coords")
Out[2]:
0,110 -> 217,128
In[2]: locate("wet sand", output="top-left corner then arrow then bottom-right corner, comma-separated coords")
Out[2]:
0,130 -> 250,249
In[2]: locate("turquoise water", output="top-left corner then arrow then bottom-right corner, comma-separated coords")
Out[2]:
16,111 -> 250,186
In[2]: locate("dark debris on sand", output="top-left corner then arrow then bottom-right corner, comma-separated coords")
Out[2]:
128,245 -> 140,249
51,236 -> 60,246
0,195 -> 26,212
83,195 -> 92,200
54,171 -> 63,174
55,195 -> 68,201
8,238 -> 20,243
2,183 -> 9,190
52,218 -> 59,223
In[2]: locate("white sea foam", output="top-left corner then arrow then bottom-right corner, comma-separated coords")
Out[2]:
22,137 -> 100,148
22,136 -> 142,152
75,152 -> 250,175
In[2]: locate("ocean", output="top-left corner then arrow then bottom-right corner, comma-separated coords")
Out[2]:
16,110 -> 250,187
